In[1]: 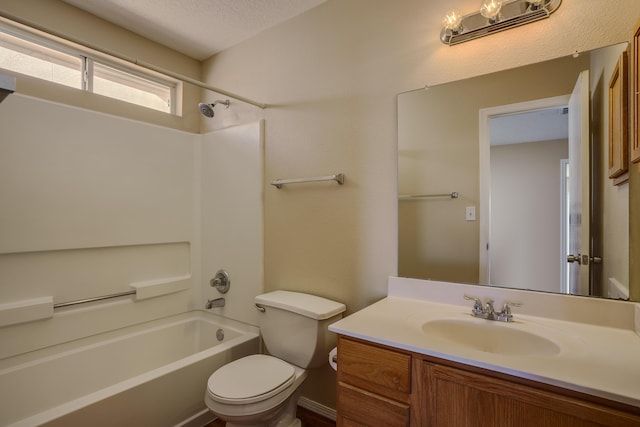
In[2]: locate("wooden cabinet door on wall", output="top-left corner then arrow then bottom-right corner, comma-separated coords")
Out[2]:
632,17 -> 640,163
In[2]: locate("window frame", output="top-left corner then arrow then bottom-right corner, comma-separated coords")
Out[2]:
0,22 -> 180,115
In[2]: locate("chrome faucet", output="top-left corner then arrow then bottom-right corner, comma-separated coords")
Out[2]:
464,295 -> 521,322
464,295 -> 485,318
496,301 -> 522,322
483,299 -> 497,320
206,297 -> 225,309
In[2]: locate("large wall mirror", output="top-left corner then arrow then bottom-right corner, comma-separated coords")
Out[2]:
398,42 -> 635,301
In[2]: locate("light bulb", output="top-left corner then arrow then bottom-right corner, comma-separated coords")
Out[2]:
527,0 -> 545,9
442,9 -> 463,33
480,0 -> 502,22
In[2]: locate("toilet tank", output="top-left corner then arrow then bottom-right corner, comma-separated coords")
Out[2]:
254,291 -> 346,369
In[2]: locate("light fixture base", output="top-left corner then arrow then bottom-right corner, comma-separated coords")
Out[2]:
440,0 -> 561,46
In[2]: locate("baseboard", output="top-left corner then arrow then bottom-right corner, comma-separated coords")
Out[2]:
297,396 -> 337,422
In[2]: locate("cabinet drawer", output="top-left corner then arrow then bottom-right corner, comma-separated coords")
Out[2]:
338,382 -> 410,427
338,337 -> 411,396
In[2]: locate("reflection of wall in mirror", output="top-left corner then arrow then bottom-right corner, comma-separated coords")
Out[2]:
590,43 -> 630,297
490,139 -> 568,293
398,54 -> 590,285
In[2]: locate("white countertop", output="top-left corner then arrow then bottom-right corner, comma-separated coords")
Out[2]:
329,277 -> 640,408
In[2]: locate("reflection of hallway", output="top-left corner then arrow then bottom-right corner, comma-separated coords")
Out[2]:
490,138 -> 568,293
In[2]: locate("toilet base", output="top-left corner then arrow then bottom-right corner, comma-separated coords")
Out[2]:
214,374 -> 305,427
226,415 -> 300,427
224,391 -> 301,427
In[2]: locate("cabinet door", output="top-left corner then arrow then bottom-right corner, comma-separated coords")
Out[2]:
424,362 -> 640,427
337,337 -> 412,427
338,382 -> 410,427
338,337 -> 411,399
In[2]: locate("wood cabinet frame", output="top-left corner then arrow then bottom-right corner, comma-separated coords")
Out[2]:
336,335 -> 640,427
608,50 -> 629,180
632,19 -> 640,163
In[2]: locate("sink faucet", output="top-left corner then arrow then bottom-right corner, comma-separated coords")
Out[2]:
464,295 -> 521,322
496,301 -> 522,322
206,297 -> 225,309
464,295 -> 485,318
483,299 -> 497,320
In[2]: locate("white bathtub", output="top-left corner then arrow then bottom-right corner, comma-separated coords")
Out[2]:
0,310 -> 260,427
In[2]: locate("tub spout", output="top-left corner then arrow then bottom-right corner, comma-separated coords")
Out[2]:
206,298 -> 225,309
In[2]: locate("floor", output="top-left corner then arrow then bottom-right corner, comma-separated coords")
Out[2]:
205,406 -> 336,427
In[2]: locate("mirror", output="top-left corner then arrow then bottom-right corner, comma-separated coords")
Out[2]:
398,43 -> 633,300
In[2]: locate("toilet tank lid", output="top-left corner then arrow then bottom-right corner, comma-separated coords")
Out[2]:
255,291 -> 346,320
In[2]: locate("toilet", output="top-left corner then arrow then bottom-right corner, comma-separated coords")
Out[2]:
205,290 -> 346,427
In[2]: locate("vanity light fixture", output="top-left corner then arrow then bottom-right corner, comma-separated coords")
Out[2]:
441,0 -> 561,46
442,9 -> 464,34
480,0 -> 503,24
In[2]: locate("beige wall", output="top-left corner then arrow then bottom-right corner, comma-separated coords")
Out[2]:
0,0 -> 202,132
491,139 -> 568,293
201,0 -> 640,408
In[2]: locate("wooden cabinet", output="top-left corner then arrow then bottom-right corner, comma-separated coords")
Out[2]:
336,336 -> 412,427
336,336 -> 640,427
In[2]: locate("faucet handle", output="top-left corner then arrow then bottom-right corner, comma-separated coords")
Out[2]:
464,294 -> 482,308
464,294 -> 485,317
210,269 -> 230,294
501,300 -> 522,311
497,300 -> 522,322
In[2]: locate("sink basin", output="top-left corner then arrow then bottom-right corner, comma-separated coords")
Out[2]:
422,318 -> 561,356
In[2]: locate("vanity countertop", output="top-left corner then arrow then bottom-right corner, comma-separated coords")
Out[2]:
329,276 -> 640,408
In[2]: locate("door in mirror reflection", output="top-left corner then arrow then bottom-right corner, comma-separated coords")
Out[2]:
567,70 -> 592,296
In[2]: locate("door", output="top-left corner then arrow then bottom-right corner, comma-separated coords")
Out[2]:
567,70 -> 590,295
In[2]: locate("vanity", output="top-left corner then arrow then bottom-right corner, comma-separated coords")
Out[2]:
329,277 -> 640,426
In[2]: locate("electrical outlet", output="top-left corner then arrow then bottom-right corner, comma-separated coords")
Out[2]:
466,206 -> 476,221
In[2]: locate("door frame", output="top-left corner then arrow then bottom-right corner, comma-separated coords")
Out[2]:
478,95 -> 571,284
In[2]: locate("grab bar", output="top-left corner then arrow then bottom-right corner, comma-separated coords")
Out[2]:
53,275 -> 192,309
398,191 -> 458,200
1,276 -> 191,325
53,290 -> 136,309
271,173 -> 344,189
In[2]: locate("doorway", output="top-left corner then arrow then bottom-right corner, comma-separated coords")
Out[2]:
479,96 -> 571,292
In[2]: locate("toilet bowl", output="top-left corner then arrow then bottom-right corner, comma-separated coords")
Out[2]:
204,291 -> 345,427
205,355 -> 307,427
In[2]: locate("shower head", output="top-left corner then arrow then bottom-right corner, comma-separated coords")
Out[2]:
198,99 -> 230,118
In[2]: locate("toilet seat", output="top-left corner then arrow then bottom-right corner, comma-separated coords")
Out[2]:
207,354 -> 296,405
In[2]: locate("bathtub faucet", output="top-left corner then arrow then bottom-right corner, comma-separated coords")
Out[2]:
206,297 -> 225,309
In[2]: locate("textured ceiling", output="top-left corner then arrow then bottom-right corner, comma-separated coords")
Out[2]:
61,0 -> 326,60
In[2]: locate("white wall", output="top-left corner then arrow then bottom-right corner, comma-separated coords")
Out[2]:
0,95 -> 264,359
490,140 -> 568,293
200,122 -> 264,325
0,94 -> 196,357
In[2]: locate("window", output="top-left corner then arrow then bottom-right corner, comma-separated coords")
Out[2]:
91,61 -> 174,113
0,26 -> 178,114
0,31 -> 83,89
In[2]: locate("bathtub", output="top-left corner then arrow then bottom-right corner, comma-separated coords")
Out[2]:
0,310 -> 260,427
